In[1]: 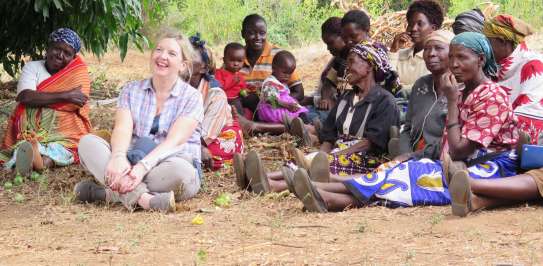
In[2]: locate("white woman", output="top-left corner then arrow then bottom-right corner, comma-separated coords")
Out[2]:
74,32 -> 204,213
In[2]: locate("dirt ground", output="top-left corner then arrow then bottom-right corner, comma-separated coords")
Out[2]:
2,41 -> 543,265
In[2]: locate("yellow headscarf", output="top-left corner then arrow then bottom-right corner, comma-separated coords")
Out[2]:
483,14 -> 534,45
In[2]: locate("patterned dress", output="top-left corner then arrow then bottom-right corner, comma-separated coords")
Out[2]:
344,81 -> 519,207
496,43 -> 543,142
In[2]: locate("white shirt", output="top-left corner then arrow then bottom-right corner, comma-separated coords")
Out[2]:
17,60 -> 51,95
389,47 -> 429,93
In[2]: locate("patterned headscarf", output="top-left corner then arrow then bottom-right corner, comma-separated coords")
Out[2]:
48,28 -> 81,53
451,32 -> 498,79
452,9 -> 485,35
350,41 -> 401,94
483,14 -> 534,45
424,30 -> 455,46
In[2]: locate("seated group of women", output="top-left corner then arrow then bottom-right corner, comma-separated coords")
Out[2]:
2,0 -> 542,216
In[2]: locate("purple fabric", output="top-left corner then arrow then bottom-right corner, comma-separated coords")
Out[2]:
257,89 -> 308,123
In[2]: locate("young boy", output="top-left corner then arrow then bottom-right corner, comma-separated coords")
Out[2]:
215,42 -> 246,114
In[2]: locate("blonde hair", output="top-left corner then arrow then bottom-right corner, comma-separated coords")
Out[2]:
156,30 -> 197,81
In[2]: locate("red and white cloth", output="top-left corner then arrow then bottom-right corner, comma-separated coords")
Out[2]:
496,43 -> 543,142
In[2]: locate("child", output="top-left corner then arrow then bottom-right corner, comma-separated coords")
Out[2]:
257,51 -> 308,123
215,42 -> 246,114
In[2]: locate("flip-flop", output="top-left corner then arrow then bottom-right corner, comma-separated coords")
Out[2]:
442,153 -> 467,186
290,117 -> 312,147
449,170 -> 472,217
292,148 -> 310,170
281,166 -> 297,196
387,126 -> 400,158
245,151 -> 270,194
233,153 -> 249,190
293,168 -> 328,213
309,151 -> 330,183
15,141 -> 33,177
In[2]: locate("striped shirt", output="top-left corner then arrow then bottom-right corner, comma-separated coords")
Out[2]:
240,41 -> 302,93
118,78 -> 204,163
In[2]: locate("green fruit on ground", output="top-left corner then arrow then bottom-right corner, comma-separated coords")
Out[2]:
14,193 -> 25,203
13,175 -> 24,186
4,181 -> 13,190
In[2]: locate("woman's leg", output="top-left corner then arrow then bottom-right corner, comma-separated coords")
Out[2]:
317,188 -> 360,212
143,156 -> 200,202
314,181 -> 351,194
330,174 -> 360,183
468,170 -> 543,210
78,134 -> 147,209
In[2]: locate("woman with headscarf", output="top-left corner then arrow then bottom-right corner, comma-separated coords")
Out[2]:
483,14 -> 543,143
1,28 -> 91,176
452,9 -> 485,35
188,34 -> 244,171
234,41 -> 400,195
290,32 -> 520,213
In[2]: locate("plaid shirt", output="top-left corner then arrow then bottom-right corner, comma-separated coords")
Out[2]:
118,78 -> 204,162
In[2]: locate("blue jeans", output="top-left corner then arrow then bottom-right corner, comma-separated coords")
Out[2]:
305,105 -> 330,124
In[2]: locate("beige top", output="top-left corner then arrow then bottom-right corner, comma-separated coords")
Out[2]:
389,47 -> 429,93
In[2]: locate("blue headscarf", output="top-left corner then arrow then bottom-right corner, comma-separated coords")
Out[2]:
48,28 -> 82,53
450,32 -> 498,79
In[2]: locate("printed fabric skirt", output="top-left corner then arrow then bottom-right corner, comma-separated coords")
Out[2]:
343,150 -> 518,207
327,137 -> 387,176
207,121 -> 244,170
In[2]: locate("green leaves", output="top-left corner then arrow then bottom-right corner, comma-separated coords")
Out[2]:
0,0 -> 163,76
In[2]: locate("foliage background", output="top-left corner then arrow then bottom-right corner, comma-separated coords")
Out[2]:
1,0 -> 542,76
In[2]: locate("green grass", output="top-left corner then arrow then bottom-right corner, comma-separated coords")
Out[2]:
164,0 -> 341,48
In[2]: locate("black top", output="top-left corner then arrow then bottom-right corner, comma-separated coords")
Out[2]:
150,115 -> 160,135
320,85 -> 400,153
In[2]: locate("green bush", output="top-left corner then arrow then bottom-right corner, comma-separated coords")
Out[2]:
448,0 -> 543,29
169,0 -> 341,47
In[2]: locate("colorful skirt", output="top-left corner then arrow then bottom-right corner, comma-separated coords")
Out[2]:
207,122 -> 244,170
328,138 -> 387,176
344,150 -> 518,207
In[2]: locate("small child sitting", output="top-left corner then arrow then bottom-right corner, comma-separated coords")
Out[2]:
215,42 -> 246,114
257,50 -> 308,123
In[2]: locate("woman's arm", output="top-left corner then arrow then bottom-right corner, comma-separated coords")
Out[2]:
106,108 -> 134,191
445,98 -> 480,160
441,73 -> 479,161
17,86 -> 88,108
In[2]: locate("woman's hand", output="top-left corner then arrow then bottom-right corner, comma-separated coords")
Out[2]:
440,72 -> 460,103
283,102 -> 301,112
317,98 -> 334,110
106,155 -> 131,190
119,163 -> 147,193
390,32 -> 411,53
334,139 -> 370,156
63,86 -> 89,107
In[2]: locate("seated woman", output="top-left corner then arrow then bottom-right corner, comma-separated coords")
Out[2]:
392,30 -> 455,160
188,34 -> 244,171
389,0 -> 444,94
1,28 -> 91,176
301,17 -> 348,124
483,14 -> 543,142
452,8 -> 485,35
291,32 -> 520,213
74,32 -> 203,213
234,41 -> 401,194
